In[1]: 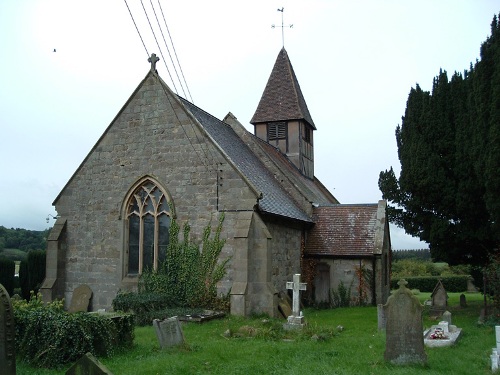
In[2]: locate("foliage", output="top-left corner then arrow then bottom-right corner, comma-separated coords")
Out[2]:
379,14 -> 500,266
19,250 -> 46,300
330,281 -> 352,307
0,226 -> 49,252
13,292 -> 134,368
390,275 -> 470,292
113,214 -> 229,324
112,291 -> 205,326
484,255 -> 500,311
392,249 -> 431,261
354,265 -> 372,306
0,257 -> 15,295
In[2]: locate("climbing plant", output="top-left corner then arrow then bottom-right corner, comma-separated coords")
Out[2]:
138,213 -> 229,308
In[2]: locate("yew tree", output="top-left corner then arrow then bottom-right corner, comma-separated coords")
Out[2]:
379,14 -> 500,266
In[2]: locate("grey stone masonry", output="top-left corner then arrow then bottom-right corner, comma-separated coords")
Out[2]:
0,284 -> 16,375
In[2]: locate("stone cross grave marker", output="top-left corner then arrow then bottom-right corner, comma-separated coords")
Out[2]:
153,317 -> 185,349
0,283 -> 16,375
383,279 -> 427,365
286,273 -> 306,317
68,284 -> 93,313
284,274 -> 306,329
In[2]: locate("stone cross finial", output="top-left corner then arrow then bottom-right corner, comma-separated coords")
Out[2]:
398,279 -> 408,288
148,53 -> 160,72
286,273 -> 306,316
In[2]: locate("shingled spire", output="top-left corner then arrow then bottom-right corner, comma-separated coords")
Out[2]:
251,48 -> 316,179
251,48 -> 315,128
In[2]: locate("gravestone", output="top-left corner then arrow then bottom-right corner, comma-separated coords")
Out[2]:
377,304 -> 386,331
442,311 -> 452,325
496,326 -> 500,351
65,352 -> 114,375
153,317 -> 185,349
383,279 -> 427,365
460,293 -> 467,308
283,274 -> 306,330
0,284 -> 16,375
430,280 -> 448,316
68,284 -> 93,313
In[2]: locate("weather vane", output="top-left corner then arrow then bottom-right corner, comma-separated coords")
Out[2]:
272,7 -> 293,48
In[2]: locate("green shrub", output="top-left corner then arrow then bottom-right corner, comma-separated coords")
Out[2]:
390,275 -> 470,292
114,214 -> 230,324
330,281 -> 352,307
19,250 -> 46,300
13,293 -> 134,368
0,257 -> 15,295
19,260 -> 29,300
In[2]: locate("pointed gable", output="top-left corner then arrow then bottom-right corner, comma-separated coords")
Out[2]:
250,48 -> 316,129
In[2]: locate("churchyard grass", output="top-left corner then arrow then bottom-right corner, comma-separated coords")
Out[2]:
17,293 -> 494,374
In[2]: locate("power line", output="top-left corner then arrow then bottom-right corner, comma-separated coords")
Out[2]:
123,0 -> 149,57
140,0 -> 178,93
149,0 -> 187,100
157,0 -> 194,103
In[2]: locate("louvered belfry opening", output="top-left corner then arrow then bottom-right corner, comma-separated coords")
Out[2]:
251,48 -> 316,179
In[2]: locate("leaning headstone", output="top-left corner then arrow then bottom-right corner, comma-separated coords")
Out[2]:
377,304 -> 386,331
460,293 -> 467,308
383,279 -> 427,365
0,284 -> 16,375
283,274 -> 307,330
65,352 -> 113,375
153,317 -> 185,349
68,284 -> 93,313
430,280 -> 448,316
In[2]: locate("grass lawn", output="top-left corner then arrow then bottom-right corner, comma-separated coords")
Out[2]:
17,292 -> 494,374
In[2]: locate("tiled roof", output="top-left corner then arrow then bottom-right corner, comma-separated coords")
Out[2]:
179,97 -> 313,223
255,138 -> 338,206
305,204 -> 380,257
250,48 -> 316,129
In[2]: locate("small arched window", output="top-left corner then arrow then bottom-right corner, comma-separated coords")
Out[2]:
126,179 -> 171,275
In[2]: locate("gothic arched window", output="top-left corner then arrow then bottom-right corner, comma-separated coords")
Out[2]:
126,179 -> 171,275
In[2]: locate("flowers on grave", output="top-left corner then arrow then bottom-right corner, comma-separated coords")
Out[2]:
429,327 -> 448,340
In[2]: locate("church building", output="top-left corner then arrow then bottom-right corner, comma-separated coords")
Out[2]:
41,48 -> 391,316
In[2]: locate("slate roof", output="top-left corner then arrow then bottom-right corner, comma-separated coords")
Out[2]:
179,97 -> 313,223
250,48 -> 316,129
305,204 -> 380,257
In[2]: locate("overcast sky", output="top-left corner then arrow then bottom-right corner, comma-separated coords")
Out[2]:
1,1 -> 498,249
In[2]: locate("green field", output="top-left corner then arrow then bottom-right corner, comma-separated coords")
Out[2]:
17,292 -> 495,375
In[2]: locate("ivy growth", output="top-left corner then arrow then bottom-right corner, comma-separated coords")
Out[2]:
134,213 -> 229,310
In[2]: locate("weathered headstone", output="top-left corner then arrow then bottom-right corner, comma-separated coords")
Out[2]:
65,352 -> 113,375
430,280 -> 448,316
377,303 -> 386,331
496,326 -> 500,351
442,311 -> 452,325
460,293 -> 467,308
68,284 -> 93,313
383,279 -> 427,365
153,317 -> 185,349
0,284 -> 16,375
283,274 -> 306,330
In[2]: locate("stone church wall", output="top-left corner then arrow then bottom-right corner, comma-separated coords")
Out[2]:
266,221 -> 302,294
53,74 -> 257,311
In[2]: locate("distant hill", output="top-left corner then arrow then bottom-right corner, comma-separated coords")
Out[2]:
0,226 -> 49,253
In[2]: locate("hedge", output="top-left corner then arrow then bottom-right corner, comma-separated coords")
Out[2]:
391,275 -> 470,293
14,296 -> 134,368
0,257 -> 15,295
